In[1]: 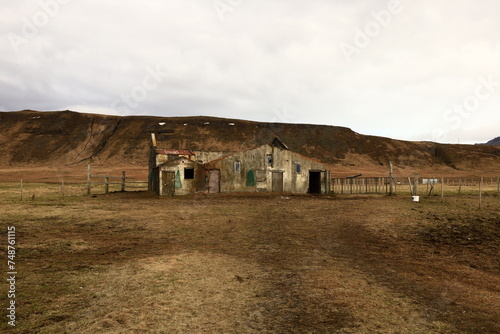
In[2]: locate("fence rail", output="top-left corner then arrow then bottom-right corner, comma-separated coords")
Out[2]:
331,177 -> 392,195
331,176 -> 500,196
86,165 -> 148,194
4,180 -> 149,201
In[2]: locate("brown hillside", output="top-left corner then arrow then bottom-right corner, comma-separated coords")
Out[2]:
0,110 -> 499,177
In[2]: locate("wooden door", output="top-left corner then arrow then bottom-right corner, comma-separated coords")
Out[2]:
208,170 -> 220,193
162,171 -> 175,196
272,171 -> 284,192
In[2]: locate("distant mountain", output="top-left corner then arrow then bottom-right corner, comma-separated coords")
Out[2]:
485,137 -> 500,146
1,110 -> 499,174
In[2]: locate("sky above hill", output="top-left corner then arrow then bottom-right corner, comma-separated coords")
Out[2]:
1,0 -> 499,144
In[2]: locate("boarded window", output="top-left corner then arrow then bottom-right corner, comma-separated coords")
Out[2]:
295,163 -> 302,174
234,161 -> 241,173
266,154 -> 273,167
255,169 -> 266,182
184,168 -> 194,179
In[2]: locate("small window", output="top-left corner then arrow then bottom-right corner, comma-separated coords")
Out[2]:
266,154 -> 273,167
295,163 -> 301,174
184,168 -> 194,179
234,161 -> 241,173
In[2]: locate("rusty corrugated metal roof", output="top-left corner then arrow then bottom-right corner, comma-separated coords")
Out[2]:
156,149 -> 194,156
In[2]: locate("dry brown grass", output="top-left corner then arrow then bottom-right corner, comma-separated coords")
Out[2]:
0,190 -> 498,333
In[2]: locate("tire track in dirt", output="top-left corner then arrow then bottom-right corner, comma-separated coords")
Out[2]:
244,202 -> 355,333
322,201 -> 500,334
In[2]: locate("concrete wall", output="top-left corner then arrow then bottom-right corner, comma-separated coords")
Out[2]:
158,159 -> 200,196
156,153 -> 192,166
205,144 -> 330,194
192,151 -> 235,164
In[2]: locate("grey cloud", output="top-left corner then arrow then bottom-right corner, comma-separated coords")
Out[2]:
1,0 -> 499,143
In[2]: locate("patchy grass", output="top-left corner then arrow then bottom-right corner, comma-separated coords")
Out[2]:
0,190 -> 498,333
420,212 -> 500,246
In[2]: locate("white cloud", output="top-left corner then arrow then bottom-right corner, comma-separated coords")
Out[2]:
0,0 -> 499,143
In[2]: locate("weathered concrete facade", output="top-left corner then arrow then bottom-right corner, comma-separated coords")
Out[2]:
155,157 -> 204,196
204,140 -> 330,194
149,137 -> 330,196
148,146 -> 195,193
192,150 -> 235,164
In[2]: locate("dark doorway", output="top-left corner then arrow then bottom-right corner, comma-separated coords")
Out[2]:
309,171 -> 321,194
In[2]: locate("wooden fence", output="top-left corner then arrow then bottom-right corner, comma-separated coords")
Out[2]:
12,178 -> 148,200
331,176 -> 500,196
85,164 -> 147,195
331,177 -> 393,195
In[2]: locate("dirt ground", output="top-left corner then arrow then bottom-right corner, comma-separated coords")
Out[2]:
0,191 -> 498,333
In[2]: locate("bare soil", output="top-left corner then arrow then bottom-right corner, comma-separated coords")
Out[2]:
0,191 -> 498,333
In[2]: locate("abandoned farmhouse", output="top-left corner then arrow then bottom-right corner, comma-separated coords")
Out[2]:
148,135 -> 331,196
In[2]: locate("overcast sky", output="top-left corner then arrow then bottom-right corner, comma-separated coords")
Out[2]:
1,0 -> 499,144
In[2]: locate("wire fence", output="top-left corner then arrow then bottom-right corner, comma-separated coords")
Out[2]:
0,178 -> 149,201
1,172 -> 498,201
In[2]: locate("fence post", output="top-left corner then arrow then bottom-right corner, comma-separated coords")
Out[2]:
388,162 -> 394,196
497,177 -> 499,192
441,177 -> 444,199
20,179 -> 23,201
479,177 -> 483,209
105,177 -> 109,194
121,171 -> 126,192
458,177 -> 462,194
61,178 -> 65,198
87,163 -> 91,195
413,174 -> 419,196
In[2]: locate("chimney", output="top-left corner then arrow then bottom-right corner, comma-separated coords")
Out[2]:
151,133 -> 157,148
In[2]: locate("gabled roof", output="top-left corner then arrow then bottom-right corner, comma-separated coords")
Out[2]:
156,149 -> 194,156
272,137 -> 289,150
203,137 -> 286,165
203,137 -> 330,169
157,156 -> 201,168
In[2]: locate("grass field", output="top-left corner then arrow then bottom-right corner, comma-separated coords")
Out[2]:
0,189 -> 498,333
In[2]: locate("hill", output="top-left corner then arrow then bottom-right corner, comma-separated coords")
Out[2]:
0,110 -> 499,176
485,137 -> 500,146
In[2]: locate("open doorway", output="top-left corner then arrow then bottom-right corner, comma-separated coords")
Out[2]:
309,171 -> 321,194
